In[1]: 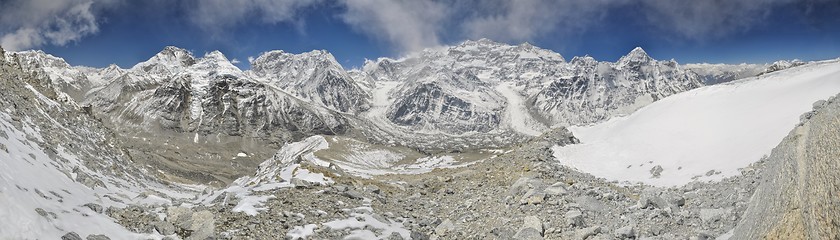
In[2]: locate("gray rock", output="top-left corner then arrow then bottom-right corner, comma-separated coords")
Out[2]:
333,185 -> 348,192
520,189 -> 546,205
85,234 -> 111,240
544,182 -> 568,196
513,228 -> 544,240
61,232 -> 83,240
290,178 -> 313,188
650,165 -> 663,178
186,210 -> 215,240
614,225 -> 635,239
343,190 -> 365,200
366,184 -> 381,194
83,203 -> 104,214
165,207 -> 215,240
154,221 -> 176,235
575,226 -> 601,240
434,219 -> 456,236
698,208 -> 731,223
565,210 -> 584,227
410,231 -> 430,240
514,216 -> 544,239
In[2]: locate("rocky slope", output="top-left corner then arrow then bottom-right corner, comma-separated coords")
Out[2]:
732,94 -> 840,239
0,46 -> 195,239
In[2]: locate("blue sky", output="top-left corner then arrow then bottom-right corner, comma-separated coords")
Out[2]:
1,0 -> 838,70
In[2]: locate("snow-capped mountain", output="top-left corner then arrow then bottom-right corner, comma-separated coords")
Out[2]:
684,63 -> 767,84
84,47 -> 349,146
247,50 -> 370,113
358,40 -> 703,138
9,40 -> 805,151
529,47 -> 704,126
0,49 -> 193,239
4,50 -> 93,100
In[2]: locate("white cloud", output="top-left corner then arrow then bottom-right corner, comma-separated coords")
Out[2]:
231,58 -> 241,64
0,0 -> 102,50
185,0 -> 322,36
340,0 -> 448,53
462,0 -> 617,43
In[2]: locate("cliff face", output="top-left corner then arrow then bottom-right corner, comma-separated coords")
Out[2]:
732,95 -> 840,239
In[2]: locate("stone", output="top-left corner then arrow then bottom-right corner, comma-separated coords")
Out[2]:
154,221 -> 176,235
513,228 -> 544,240
434,219 -> 456,236
565,210 -> 584,227
85,234 -> 111,240
513,216 -> 544,239
366,184 -> 381,194
520,189 -> 546,205
333,185 -> 348,192
83,203 -> 104,214
165,207 -> 215,240
650,165 -> 663,178
411,231 -> 430,240
186,210 -> 215,240
343,190 -> 365,200
544,182 -> 568,196
290,178 -> 313,188
614,225 -> 635,239
699,208 -> 731,223
575,226 -> 601,240
61,232 -> 83,240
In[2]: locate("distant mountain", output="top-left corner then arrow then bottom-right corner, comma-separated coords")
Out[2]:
6,40 -> 805,150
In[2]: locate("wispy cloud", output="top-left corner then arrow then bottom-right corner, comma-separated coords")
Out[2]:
340,0 -> 448,53
184,0 -> 322,37
637,0 -> 794,40
462,0 -> 617,43
0,0 -> 107,50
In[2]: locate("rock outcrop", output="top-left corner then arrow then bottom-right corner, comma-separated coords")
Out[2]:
732,95 -> 840,239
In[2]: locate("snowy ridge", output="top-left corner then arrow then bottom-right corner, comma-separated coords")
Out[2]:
553,59 -> 840,186
248,50 -> 370,113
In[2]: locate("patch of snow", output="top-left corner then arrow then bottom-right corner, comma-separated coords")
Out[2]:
232,195 -> 276,216
553,60 -> 840,186
286,224 -> 317,240
322,207 -> 411,239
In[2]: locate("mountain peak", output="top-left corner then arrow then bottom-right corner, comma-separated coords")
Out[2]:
203,50 -> 229,61
618,47 -> 653,66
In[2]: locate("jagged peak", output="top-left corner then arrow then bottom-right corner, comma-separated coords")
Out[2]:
618,46 -> 653,66
570,55 -> 597,65
133,46 -> 196,71
202,50 -> 229,62
455,38 -> 506,49
250,49 -> 343,72
12,49 -> 70,68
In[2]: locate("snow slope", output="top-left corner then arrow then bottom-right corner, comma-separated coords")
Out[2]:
494,82 -> 547,136
553,59 -> 840,186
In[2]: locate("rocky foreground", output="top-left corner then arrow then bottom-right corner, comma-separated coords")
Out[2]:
101,95 -> 840,240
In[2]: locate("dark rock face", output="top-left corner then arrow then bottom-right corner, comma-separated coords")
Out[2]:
530,52 -> 704,125
388,83 -> 500,133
